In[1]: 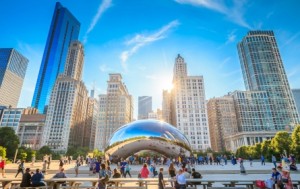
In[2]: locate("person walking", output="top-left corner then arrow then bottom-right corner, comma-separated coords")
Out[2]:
124,162 -> 132,178
59,159 -> 64,170
98,163 -> 109,189
272,155 -> 277,168
158,167 -> 165,189
261,155 -> 265,166
15,160 -> 25,178
0,157 -> 6,178
31,156 -> 35,166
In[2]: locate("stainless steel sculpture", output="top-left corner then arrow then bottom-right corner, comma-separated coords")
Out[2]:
105,119 -> 192,161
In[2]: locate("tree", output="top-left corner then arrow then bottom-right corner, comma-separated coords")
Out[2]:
93,149 -> 104,158
271,131 -> 292,155
291,125 -> 300,159
36,146 -> 52,160
66,146 -> 89,159
236,146 -> 250,158
0,146 -> 6,159
0,127 -> 19,159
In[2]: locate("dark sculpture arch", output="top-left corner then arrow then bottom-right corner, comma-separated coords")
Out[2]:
105,120 -> 192,161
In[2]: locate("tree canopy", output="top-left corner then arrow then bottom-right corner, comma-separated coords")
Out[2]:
0,127 -> 19,159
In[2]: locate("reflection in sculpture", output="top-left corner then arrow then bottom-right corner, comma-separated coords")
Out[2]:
105,120 -> 192,161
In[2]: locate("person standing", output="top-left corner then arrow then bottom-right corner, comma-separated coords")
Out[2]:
0,157 -> 6,178
168,163 -> 176,188
140,163 -> 150,178
47,155 -> 52,169
120,159 -> 127,177
281,169 -> 293,189
15,160 -> 25,177
249,156 -> 253,167
272,155 -> 277,168
31,156 -> 35,166
74,160 -> 80,177
261,155 -> 265,166
20,168 -> 31,187
42,160 -> 47,174
98,163 -> 108,189
59,159 -> 64,170
158,167 -> 165,189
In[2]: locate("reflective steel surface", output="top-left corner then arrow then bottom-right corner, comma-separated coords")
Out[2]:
105,120 -> 192,161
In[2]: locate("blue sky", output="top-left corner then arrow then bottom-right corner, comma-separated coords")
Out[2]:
1,0 -> 300,118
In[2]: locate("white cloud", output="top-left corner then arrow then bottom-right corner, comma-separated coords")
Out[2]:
218,57 -> 231,69
175,0 -> 251,29
225,30 -> 236,45
99,64 -> 113,72
83,0 -> 112,43
283,32 -> 300,47
120,20 -> 180,70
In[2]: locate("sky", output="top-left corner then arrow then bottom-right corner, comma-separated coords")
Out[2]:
1,0 -> 300,118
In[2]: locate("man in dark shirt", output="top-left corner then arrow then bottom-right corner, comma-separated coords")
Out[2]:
20,168 -> 31,187
31,169 -> 45,187
158,167 -> 165,189
189,168 -> 202,187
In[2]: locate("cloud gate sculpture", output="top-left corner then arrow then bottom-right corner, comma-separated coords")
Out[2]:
105,120 -> 192,161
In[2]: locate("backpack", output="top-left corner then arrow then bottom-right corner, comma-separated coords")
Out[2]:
193,172 -> 202,178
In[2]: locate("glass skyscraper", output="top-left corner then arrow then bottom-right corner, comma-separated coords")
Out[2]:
32,2 -> 80,113
238,31 -> 300,130
138,96 -> 152,119
0,48 -> 28,107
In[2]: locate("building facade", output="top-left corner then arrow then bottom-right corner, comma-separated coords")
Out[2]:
292,89 -> 300,116
138,96 -> 152,120
162,90 -> 172,123
83,96 -> 99,150
207,95 -> 238,152
18,114 -> 46,150
164,54 -> 210,151
238,31 -> 299,130
0,108 -> 24,132
148,109 -> 163,120
0,48 -> 28,107
41,41 -> 88,152
95,73 -> 133,151
32,2 -> 80,113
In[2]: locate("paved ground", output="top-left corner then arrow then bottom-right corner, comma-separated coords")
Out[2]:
1,161 -> 299,189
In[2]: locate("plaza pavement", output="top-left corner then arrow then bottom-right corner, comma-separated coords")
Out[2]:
1,161 -> 299,189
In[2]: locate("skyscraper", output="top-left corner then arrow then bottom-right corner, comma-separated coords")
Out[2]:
292,89 -> 300,116
238,31 -> 300,130
162,90 -> 172,123
138,96 -> 152,119
207,95 -> 238,152
95,73 -> 133,151
0,48 -> 28,107
41,41 -> 88,152
164,54 -> 210,151
32,2 -> 80,113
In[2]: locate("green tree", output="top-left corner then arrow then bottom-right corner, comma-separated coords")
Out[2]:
0,127 -> 19,159
291,125 -> 300,159
271,131 -> 292,155
93,149 -> 104,158
236,146 -> 250,158
66,147 -> 89,158
0,146 -> 6,159
261,140 -> 274,160
36,146 -> 52,160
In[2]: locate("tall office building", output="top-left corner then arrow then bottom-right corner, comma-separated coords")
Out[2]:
162,90 -> 172,123
83,96 -> 99,150
95,74 -> 133,151
41,41 -> 88,152
164,54 -> 210,151
138,96 -> 152,119
0,48 -> 28,107
238,31 -> 299,130
292,89 -> 300,116
32,2 -> 80,113
207,95 -> 238,152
